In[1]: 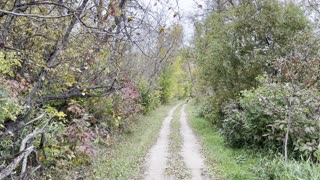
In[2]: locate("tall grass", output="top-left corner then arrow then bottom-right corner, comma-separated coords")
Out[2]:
254,158 -> 320,180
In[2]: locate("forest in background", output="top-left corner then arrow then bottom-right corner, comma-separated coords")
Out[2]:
1,0 -> 320,179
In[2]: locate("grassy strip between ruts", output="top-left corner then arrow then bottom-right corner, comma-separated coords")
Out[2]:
165,104 -> 191,179
90,102 -> 180,180
186,102 -> 320,180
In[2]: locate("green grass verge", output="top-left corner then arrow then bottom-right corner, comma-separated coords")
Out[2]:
91,102 -> 179,179
186,102 -> 320,180
186,103 -> 261,180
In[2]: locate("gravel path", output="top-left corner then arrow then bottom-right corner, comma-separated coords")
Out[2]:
143,103 -> 210,180
143,104 -> 180,180
180,104 -> 210,180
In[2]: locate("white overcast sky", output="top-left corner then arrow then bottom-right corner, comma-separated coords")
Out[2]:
141,0 -> 205,44
178,0 -> 205,43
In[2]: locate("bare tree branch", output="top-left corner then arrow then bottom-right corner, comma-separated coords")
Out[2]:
25,0 -> 89,106
0,146 -> 34,180
0,9 -> 73,18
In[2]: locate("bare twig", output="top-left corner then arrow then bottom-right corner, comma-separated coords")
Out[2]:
0,146 -> 34,179
24,113 -> 46,127
20,148 -> 33,177
0,9 -> 73,18
16,130 -> 45,178
19,130 -> 45,152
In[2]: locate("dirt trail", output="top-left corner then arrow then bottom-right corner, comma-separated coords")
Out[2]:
143,104 -> 180,180
143,103 -> 210,180
180,104 -> 210,180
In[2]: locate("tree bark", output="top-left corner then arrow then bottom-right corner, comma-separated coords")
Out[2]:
284,81 -> 295,161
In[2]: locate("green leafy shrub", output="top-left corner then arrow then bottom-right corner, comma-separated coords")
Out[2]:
222,76 -> 320,158
84,96 -> 115,129
196,98 -> 221,125
139,81 -> 161,114
0,51 -> 21,77
0,87 -> 23,128
159,69 -> 173,104
83,82 -> 141,132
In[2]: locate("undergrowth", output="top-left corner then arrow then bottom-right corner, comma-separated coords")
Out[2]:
187,102 -> 320,180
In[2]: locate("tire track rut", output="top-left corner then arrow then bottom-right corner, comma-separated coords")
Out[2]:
143,103 -> 210,180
